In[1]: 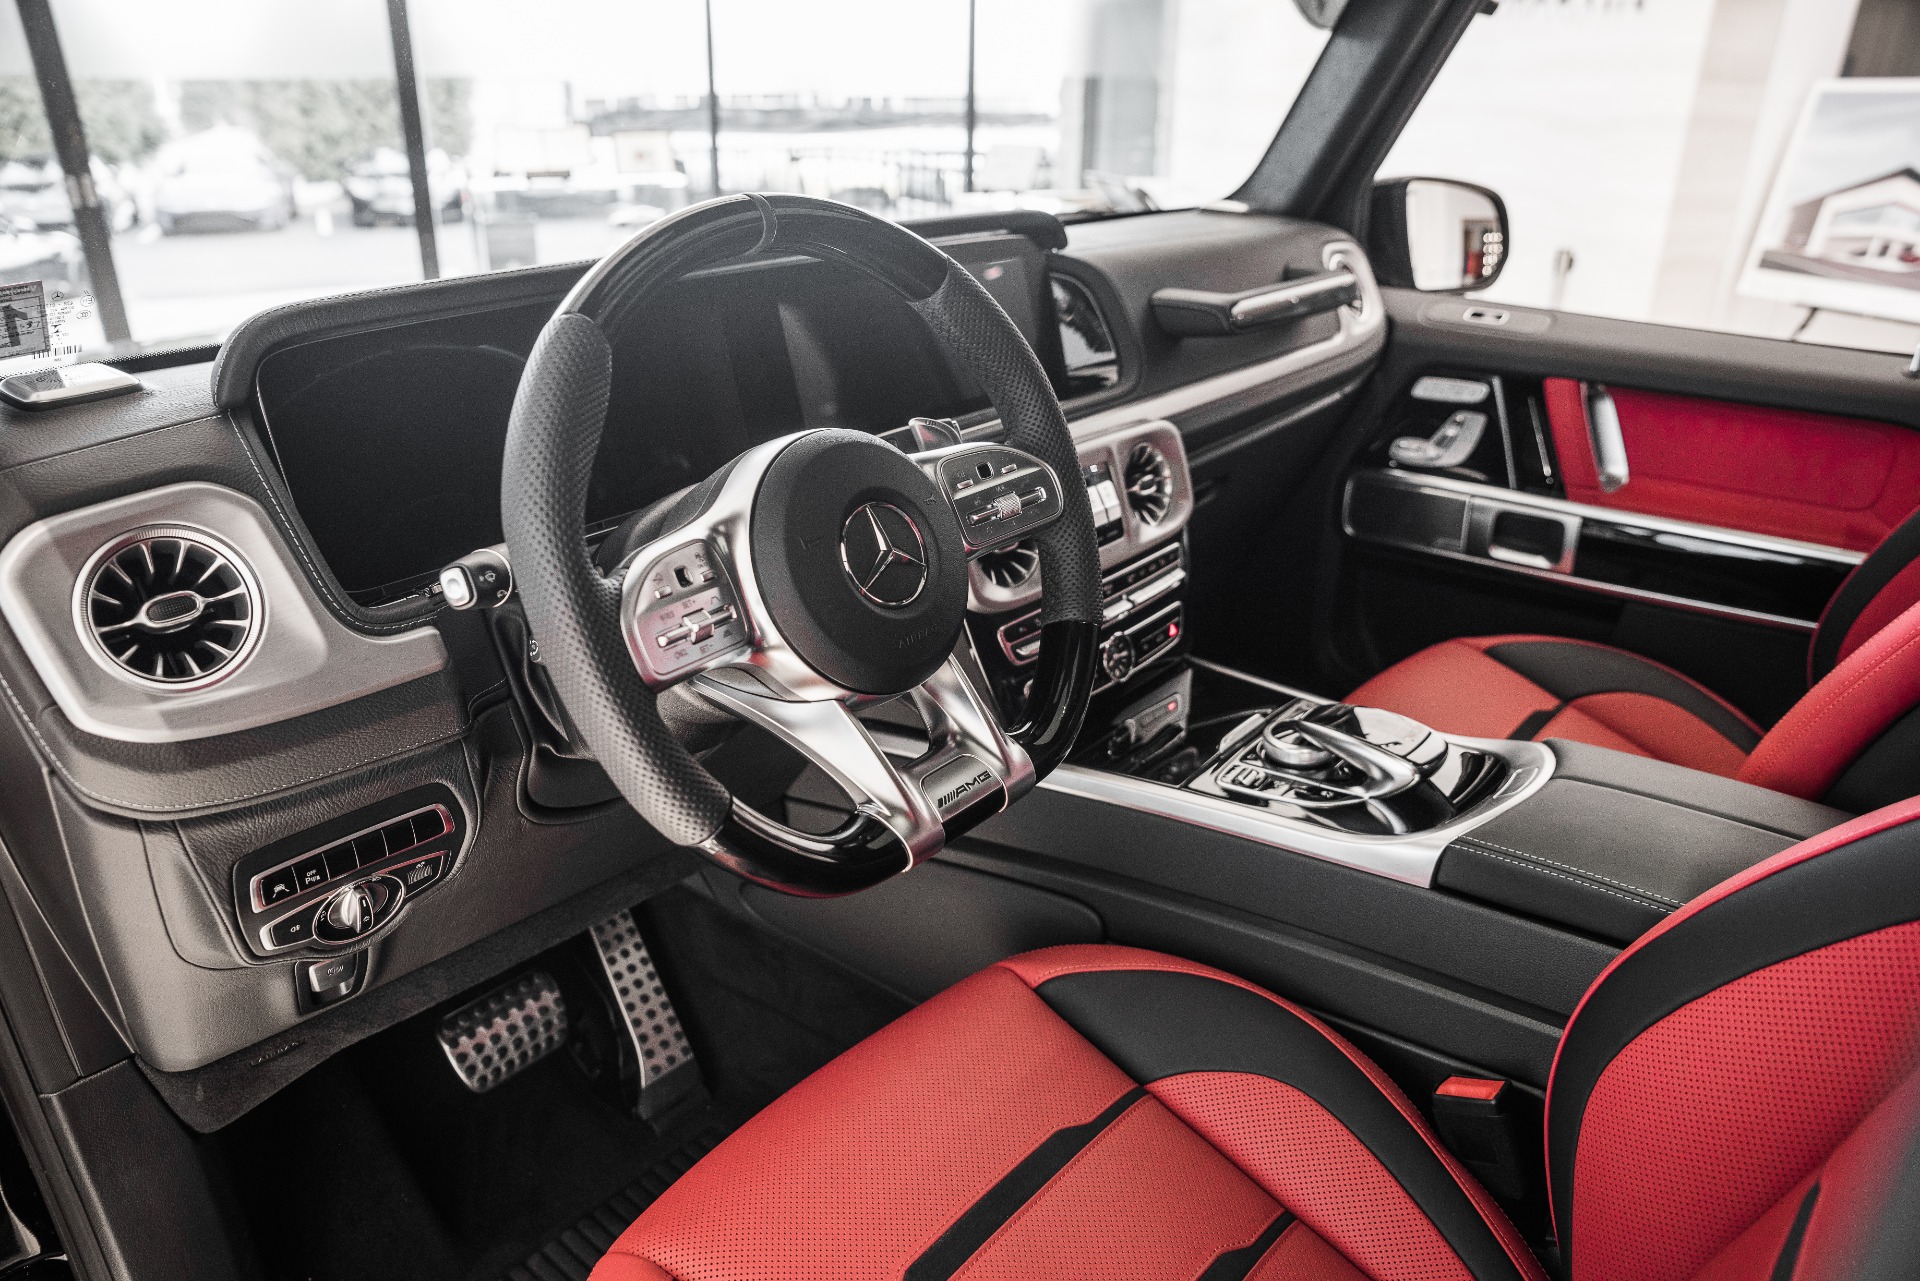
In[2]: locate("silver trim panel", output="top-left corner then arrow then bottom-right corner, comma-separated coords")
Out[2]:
969,419 -> 1194,614
0,483 -> 448,743
1037,736 -> 1554,888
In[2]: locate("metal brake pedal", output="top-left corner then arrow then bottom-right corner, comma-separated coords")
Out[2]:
438,970 -> 569,1093
588,910 -> 701,1120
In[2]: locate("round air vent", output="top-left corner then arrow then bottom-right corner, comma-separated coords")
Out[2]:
978,540 -> 1039,590
1124,441 -> 1174,526
77,529 -> 262,689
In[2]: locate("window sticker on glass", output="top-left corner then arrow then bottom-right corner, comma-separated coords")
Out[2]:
0,282 -> 51,361
0,282 -> 90,370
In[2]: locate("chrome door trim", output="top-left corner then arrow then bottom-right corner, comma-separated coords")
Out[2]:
1344,469 -> 1860,633
1349,469 -> 1862,567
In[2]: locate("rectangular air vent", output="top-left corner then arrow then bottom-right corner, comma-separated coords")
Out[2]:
1051,274 -> 1120,397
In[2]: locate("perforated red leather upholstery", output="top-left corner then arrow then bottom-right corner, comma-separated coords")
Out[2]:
593,803 -> 1920,1281
591,945 -> 1540,1281
1347,635 -> 1760,777
1547,797 -> 1920,1281
1350,506 -> 1920,807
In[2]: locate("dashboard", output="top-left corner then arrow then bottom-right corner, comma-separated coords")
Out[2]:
0,206 -> 1384,1134
255,232 -> 1061,606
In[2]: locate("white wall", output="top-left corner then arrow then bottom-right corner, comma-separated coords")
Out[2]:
1384,0 -> 1722,323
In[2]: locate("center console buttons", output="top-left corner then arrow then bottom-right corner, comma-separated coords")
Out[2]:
1099,632 -> 1136,684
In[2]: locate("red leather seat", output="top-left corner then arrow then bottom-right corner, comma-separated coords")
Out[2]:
589,800 -> 1920,1281
1348,508 -> 1920,808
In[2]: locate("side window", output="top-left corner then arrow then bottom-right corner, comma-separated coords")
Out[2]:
1382,0 -> 1920,356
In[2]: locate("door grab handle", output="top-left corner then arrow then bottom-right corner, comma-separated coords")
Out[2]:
1151,270 -> 1358,337
1585,384 -> 1629,493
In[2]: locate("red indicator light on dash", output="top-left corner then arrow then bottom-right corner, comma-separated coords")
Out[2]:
1167,622 -> 1180,638
1166,700 -> 1178,712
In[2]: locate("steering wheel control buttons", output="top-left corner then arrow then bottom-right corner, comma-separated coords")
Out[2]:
928,445 -> 1066,552
630,542 -> 747,684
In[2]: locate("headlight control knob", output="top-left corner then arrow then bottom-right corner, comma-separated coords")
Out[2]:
314,875 -> 401,945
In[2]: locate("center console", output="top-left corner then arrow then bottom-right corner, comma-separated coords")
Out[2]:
762,409 -> 1855,1105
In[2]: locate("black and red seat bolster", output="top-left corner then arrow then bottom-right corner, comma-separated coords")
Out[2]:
1348,635 -> 1762,778
1545,799 -> 1920,1281
590,945 -> 1542,1281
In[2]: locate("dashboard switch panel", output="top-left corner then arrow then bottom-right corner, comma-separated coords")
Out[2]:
232,784 -> 466,957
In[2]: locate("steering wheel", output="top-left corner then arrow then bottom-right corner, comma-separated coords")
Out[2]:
501,194 -> 1100,896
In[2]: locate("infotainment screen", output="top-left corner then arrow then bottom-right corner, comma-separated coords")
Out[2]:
255,232 -> 1061,606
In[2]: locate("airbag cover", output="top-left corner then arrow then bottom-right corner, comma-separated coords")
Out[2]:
750,430 -> 967,694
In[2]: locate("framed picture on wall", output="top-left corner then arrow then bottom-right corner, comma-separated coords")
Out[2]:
1738,78 -> 1920,325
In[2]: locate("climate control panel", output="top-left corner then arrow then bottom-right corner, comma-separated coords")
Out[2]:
975,540 -> 1187,717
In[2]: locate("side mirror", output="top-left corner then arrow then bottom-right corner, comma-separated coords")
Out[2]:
1367,177 -> 1508,292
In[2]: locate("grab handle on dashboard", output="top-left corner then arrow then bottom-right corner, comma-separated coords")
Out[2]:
1150,269 -> 1357,337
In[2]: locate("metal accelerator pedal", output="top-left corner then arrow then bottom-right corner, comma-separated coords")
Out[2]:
437,970 -> 570,1093
588,909 -> 702,1120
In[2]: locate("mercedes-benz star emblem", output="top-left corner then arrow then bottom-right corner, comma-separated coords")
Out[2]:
840,502 -> 928,608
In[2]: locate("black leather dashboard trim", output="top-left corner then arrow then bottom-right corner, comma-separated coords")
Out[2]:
211,259 -> 594,411
1060,211 -> 1358,401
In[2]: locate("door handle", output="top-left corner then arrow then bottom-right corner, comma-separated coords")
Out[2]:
1585,384 -> 1629,493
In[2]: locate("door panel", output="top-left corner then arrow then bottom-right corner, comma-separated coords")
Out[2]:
1316,292 -> 1920,722
1542,378 -> 1920,552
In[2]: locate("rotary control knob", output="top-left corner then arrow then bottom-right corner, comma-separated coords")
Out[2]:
1260,724 -> 1335,771
1099,632 -> 1136,684
313,876 -> 401,945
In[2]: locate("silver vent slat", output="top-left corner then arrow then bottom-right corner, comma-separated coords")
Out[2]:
77,529 -> 262,690
1124,442 -> 1174,526
978,540 -> 1040,590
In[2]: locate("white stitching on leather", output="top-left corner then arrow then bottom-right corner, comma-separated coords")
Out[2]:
0,666 -> 459,812
225,411 -> 439,633
1453,838 -> 1674,910
1455,834 -> 1682,905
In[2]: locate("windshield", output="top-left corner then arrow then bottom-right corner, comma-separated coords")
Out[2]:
0,0 -> 1331,362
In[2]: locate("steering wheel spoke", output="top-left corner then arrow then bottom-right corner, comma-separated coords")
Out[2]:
689,655 -> 1032,868
914,442 -> 1067,558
